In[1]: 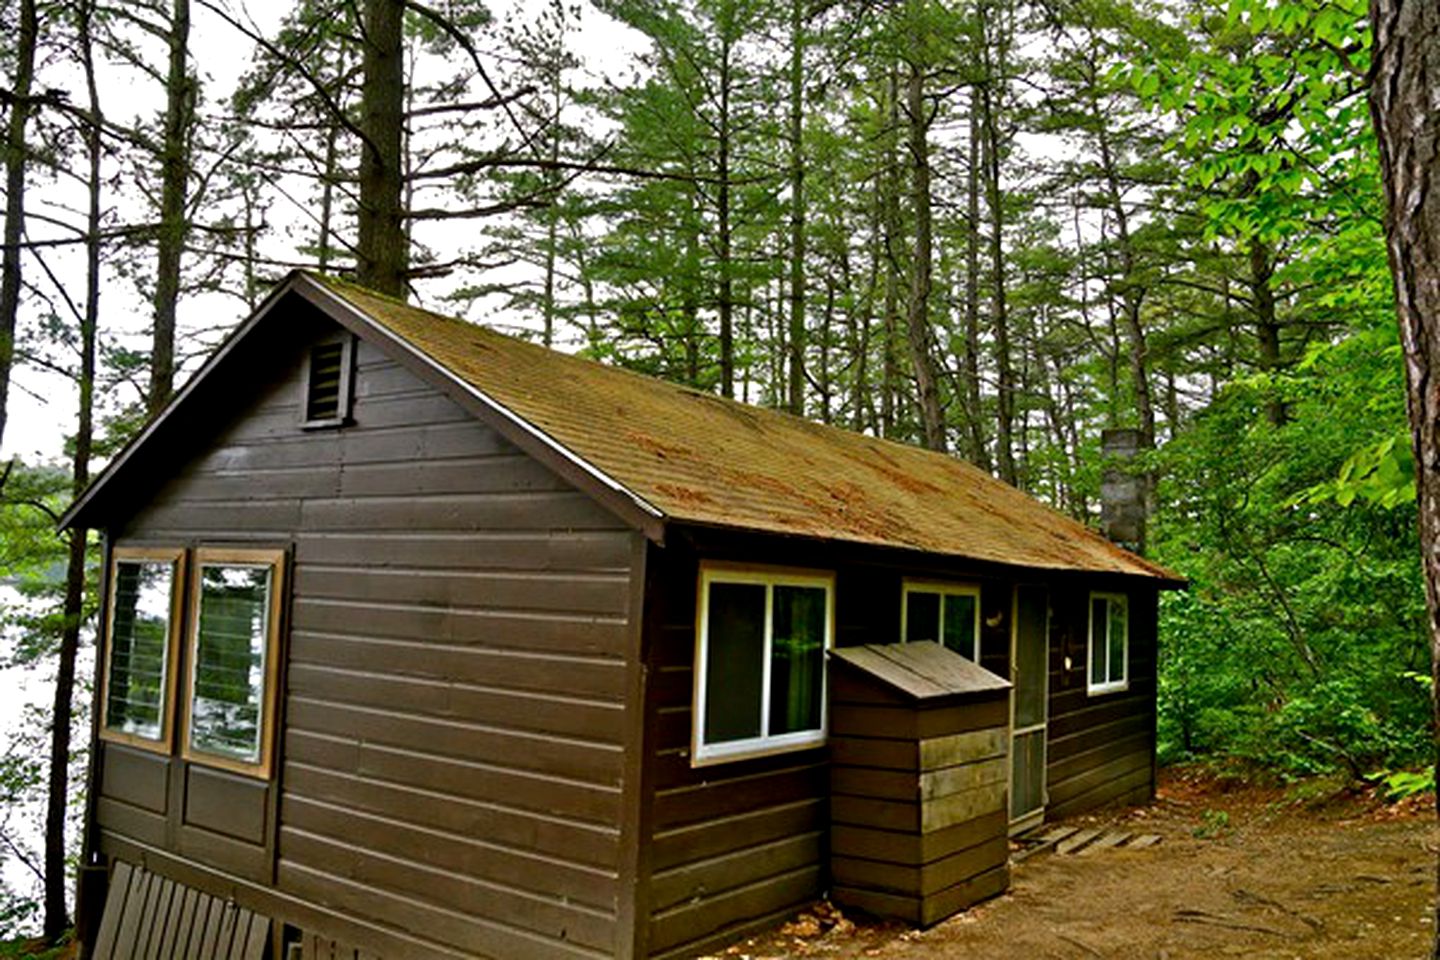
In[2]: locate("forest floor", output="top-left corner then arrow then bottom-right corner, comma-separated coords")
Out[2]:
711,766 -> 1437,960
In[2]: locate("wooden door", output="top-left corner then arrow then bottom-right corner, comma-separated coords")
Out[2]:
1010,585 -> 1049,830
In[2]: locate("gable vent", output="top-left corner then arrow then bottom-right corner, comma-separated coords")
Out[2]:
304,339 -> 351,425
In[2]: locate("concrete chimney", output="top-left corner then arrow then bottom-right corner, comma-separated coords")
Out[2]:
1100,428 -> 1147,553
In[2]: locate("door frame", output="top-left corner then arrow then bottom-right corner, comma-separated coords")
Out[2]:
1008,583 -> 1050,834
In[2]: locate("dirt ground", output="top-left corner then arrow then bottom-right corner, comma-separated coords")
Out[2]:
709,768 -> 1438,960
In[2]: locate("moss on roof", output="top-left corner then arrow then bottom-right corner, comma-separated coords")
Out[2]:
315,273 -> 1179,582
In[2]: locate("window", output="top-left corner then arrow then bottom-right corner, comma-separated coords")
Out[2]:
1087,592 -> 1128,694
182,548 -> 286,777
694,565 -> 833,764
301,335 -> 354,427
100,548 -> 185,750
901,580 -> 981,661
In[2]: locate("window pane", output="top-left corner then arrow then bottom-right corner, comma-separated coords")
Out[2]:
106,560 -> 176,739
704,582 -> 765,744
905,591 -> 940,644
190,564 -> 272,762
769,585 -> 826,736
1091,596 -> 1107,686
942,594 -> 977,660
1108,597 -> 1127,684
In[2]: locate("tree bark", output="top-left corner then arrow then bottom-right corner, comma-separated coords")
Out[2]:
357,0 -> 407,297
0,0 -> 38,451
148,0 -> 193,415
1249,238 -> 1286,425
46,0 -> 102,939
717,15 -> 735,399
1367,4 -> 1440,957
980,59 -> 1016,483
904,55 -> 946,453
963,92 -> 990,470
542,62 -> 562,349
786,0 -> 806,415
317,117 -> 340,273
880,66 -> 902,439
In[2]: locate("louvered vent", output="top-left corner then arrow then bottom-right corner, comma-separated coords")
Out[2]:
305,341 -> 346,423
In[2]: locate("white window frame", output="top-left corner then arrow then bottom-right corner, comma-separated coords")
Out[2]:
900,579 -> 982,661
692,563 -> 834,766
1087,591 -> 1129,695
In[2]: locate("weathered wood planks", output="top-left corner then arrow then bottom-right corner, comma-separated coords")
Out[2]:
92,860 -> 270,960
829,645 -> 1013,927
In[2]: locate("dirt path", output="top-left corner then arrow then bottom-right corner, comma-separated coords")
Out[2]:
711,771 -> 1437,959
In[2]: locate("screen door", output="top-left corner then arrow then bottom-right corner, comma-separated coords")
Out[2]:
1011,585 -> 1049,828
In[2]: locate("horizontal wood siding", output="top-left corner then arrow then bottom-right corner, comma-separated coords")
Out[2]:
640,535 -> 1026,959
100,317 -> 639,960
1045,584 -> 1158,819
642,542 -> 826,960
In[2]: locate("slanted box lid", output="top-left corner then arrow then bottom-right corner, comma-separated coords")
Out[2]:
830,641 -> 1011,700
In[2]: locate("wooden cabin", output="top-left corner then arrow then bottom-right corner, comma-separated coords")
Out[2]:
62,271 -> 1182,960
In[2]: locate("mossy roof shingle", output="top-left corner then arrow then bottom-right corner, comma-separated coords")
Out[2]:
315,274 -> 1178,583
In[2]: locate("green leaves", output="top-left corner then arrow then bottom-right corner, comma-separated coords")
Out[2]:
1295,433 -> 1416,509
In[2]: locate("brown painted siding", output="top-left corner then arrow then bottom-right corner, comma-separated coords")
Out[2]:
96,316 -> 640,960
640,541 -> 827,960
1044,585 -> 1158,820
640,534 -> 1026,960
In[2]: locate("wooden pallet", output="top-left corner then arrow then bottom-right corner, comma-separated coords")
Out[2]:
91,861 -> 269,960
1014,825 -> 1164,859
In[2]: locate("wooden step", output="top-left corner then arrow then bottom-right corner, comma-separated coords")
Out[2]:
1055,827 -> 1105,855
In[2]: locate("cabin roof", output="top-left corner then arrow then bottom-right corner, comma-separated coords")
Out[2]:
62,271 -> 1182,584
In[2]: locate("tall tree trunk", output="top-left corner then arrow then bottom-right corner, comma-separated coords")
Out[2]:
717,20 -> 735,398
1367,6 -> 1440,957
905,56 -> 946,453
357,0 -> 407,297
963,93 -> 990,470
683,185 -> 701,387
148,0 -> 193,415
880,66 -> 902,439
542,47 -> 563,348
981,68 -> 1016,483
1249,239 -> 1285,425
317,118 -> 340,272
46,0 -> 102,939
0,0 -> 38,451
786,0 -> 805,415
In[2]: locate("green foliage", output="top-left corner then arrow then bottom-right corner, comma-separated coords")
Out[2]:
1193,808 -> 1231,838
1368,767 -> 1434,802
1152,321 -> 1429,778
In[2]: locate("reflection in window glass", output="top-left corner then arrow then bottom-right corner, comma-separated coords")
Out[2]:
704,582 -> 766,744
904,592 -> 940,644
769,586 -> 826,736
904,585 -> 980,660
942,594 -> 977,659
1089,593 -> 1128,692
106,560 -> 177,740
190,564 -> 272,763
